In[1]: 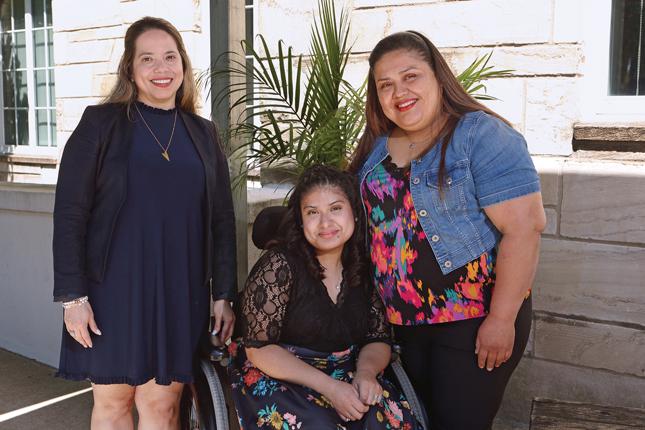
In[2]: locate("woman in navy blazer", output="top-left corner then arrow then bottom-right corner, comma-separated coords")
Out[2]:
53,17 -> 236,429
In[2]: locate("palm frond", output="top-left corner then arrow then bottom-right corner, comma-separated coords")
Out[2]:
201,0 -> 512,187
457,51 -> 513,100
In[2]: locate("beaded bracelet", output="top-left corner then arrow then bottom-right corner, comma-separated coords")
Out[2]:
62,296 -> 89,309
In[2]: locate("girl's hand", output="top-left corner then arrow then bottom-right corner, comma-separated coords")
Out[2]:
352,369 -> 383,405
323,379 -> 369,422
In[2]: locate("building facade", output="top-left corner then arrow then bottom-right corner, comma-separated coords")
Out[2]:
1,1 -> 644,428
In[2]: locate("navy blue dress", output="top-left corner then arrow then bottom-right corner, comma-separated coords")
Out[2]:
57,102 -> 209,385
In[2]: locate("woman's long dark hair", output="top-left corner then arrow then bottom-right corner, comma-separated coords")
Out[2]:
348,31 -> 509,190
275,165 -> 365,291
102,16 -> 198,115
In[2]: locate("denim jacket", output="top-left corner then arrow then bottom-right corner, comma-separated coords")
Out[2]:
358,111 -> 540,275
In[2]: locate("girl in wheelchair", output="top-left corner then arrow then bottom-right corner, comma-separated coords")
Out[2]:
228,165 -> 422,429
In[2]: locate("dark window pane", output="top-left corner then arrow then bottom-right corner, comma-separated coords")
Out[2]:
610,0 -> 644,95
2,32 -> 13,69
246,7 -> 253,49
14,30 -> 26,68
34,69 -> 46,106
16,108 -> 28,145
3,71 -> 15,106
33,0 -> 45,28
641,19 -> 645,95
13,0 -> 24,30
4,110 -> 16,145
48,67 -> 55,105
49,108 -> 56,146
1,1 -> 12,31
34,28 -> 45,67
36,108 -> 47,146
47,28 -> 53,66
16,69 -> 27,107
46,0 -> 52,26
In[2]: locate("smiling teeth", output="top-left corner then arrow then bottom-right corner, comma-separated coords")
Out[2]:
152,79 -> 171,84
398,100 -> 415,108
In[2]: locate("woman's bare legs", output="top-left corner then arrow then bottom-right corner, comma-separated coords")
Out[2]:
134,380 -> 184,430
91,383 -> 135,430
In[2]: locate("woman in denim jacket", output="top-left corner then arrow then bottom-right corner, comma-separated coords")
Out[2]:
349,31 -> 546,429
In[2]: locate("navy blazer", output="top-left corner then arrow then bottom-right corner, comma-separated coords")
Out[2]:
53,103 -> 237,302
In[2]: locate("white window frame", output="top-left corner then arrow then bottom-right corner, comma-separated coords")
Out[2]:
0,0 -> 57,157
580,0 -> 645,122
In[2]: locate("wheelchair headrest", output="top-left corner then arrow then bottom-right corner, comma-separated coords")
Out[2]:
252,205 -> 288,250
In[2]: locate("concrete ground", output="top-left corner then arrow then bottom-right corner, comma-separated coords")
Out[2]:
0,347 -> 525,430
0,348 -> 92,429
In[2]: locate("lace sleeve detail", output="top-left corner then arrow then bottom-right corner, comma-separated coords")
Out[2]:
364,285 -> 392,345
240,249 -> 293,348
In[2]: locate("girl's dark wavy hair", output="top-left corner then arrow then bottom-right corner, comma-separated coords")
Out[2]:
274,164 -> 365,290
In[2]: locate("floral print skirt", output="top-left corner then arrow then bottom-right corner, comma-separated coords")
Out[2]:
228,342 -> 422,429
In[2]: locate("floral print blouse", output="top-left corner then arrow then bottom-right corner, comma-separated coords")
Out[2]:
361,157 -> 497,326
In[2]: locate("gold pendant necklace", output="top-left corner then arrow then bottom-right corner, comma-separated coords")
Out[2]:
134,102 -> 178,161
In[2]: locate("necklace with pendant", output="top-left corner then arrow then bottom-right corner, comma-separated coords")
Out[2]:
135,102 -> 178,161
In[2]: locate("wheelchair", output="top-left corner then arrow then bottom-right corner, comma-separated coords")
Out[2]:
180,206 -> 429,430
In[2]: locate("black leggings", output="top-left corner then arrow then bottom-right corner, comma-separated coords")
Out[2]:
394,298 -> 532,430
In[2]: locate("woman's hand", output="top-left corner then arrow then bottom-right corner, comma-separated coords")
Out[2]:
64,302 -> 101,348
352,369 -> 383,406
212,299 -> 235,343
475,313 -> 515,371
323,379 -> 369,422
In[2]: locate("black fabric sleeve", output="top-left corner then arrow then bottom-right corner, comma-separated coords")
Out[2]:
241,249 -> 293,348
208,120 -> 238,301
363,285 -> 392,346
52,106 -> 102,302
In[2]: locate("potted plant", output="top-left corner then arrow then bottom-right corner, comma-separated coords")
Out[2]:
203,0 -> 511,188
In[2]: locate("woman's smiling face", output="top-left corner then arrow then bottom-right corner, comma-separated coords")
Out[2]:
131,28 -> 184,109
300,185 -> 355,255
373,48 -> 443,135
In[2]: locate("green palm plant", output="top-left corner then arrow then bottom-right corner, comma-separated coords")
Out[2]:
205,0 -> 363,186
458,52 -> 512,100
202,0 -> 512,186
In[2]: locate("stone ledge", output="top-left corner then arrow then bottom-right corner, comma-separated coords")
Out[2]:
574,124 -> 645,142
0,154 -> 58,166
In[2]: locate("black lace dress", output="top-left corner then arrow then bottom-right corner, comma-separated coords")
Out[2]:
228,247 -> 422,430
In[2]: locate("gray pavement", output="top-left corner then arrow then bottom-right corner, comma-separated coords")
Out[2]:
0,348 -> 92,429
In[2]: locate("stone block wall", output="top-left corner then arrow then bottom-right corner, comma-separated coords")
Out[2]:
495,156 -> 645,428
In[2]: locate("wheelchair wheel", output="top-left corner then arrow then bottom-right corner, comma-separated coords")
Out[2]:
180,359 -> 230,430
199,358 -> 229,430
180,367 -> 216,429
390,358 -> 430,430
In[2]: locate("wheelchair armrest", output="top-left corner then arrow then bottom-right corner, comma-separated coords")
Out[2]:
198,332 -> 230,366
390,343 -> 402,363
